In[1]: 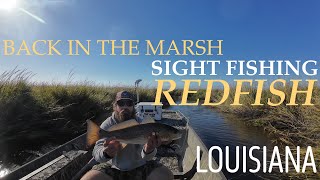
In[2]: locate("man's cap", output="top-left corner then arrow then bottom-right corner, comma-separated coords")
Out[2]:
115,91 -> 134,102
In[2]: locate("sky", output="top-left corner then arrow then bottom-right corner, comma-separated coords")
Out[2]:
0,0 -> 320,88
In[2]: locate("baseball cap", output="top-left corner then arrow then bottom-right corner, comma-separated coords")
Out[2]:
115,91 -> 134,102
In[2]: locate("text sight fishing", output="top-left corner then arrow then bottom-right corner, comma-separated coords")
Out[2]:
152,60 -> 319,76
152,60 -> 319,106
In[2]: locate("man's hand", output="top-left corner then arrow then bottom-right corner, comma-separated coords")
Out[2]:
144,132 -> 162,154
103,137 -> 122,158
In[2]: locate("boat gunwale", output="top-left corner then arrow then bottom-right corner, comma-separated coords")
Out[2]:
3,110 -> 226,180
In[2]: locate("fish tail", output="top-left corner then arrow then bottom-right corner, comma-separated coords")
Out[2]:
86,120 -> 100,148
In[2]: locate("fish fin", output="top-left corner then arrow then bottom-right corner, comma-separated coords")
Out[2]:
140,115 -> 156,124
86,120 -> 100,147
108,119 -> 139,131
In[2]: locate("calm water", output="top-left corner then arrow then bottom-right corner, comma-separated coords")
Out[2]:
168,105 -> 273,179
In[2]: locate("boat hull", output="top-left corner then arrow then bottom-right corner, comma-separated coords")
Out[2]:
2,110 -> 225,180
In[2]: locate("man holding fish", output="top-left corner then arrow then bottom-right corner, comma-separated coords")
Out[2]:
82,91 -> 181,180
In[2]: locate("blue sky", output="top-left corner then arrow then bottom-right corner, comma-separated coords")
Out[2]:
0,0 -> 319,88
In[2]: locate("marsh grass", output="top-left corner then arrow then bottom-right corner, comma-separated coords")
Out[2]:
216,85 -> 320,148
1,69 -> 319,178
0,69 -> 158,165
191,84 -> 320,179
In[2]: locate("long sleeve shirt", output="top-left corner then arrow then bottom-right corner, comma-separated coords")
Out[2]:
92,112 -> 157,171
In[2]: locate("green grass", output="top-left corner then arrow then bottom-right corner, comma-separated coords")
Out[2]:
1,69 -> 320,178
182,84 -> 320,179
0,69 -> 158,165
215,85 -> 320,148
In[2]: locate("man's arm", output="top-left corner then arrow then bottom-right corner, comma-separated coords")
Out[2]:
92,139 -> 109,162
141,147 -> 157,160
92,137 -> 121,162
92,117 -> 117,162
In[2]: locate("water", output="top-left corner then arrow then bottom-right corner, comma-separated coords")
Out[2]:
169,105 -> 273,179
0,165 -> 9,178
0,144 -> 57,178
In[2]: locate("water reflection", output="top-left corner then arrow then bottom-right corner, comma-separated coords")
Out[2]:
0,165 -> 9,178
169,105 -> 272,179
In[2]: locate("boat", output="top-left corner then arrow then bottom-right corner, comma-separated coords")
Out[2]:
2,110 -> 226,180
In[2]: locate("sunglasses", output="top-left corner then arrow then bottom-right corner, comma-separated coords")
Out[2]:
117,100 -> 134,107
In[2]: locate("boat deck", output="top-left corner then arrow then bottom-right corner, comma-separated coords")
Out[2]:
2,110 -> 225,180
4,110 -> 198,179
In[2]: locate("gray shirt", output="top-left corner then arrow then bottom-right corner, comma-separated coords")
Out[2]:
92,112 -> 157,171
